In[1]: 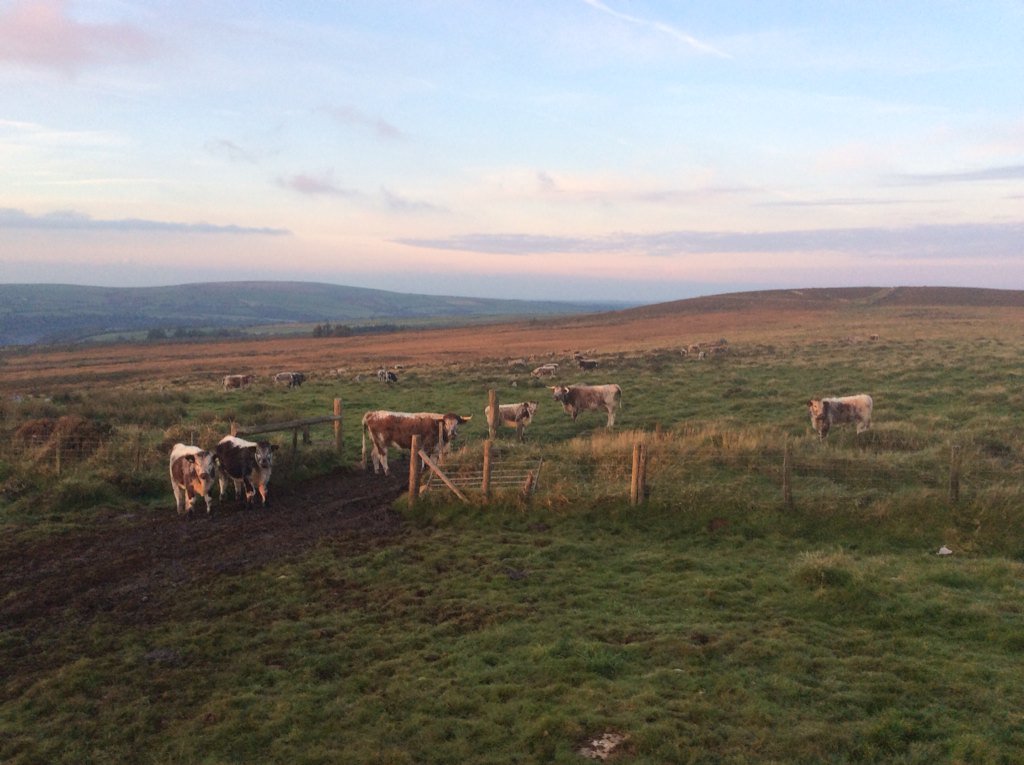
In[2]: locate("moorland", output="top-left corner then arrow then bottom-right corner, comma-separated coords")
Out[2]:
1,285 -> 1023,764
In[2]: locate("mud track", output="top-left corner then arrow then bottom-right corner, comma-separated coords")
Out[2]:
1,465 -> 408,655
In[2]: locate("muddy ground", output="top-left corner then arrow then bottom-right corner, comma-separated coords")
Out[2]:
1,465 -> 407,677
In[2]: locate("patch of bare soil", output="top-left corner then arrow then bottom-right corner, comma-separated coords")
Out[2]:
0,464 -> 407,676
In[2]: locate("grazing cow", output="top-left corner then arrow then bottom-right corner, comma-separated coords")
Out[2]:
577,358 -> 599,371
214,435 -> 279,506
223,374 -> 255,390
169,443 -> 218,515
807,394 -> 873,440
274,371 -> 306,387
551,384 -> 622,428
377,369 -> 398,383
485,401 -> 538,442
362,411 -> 472,475
531,364 -> 558,378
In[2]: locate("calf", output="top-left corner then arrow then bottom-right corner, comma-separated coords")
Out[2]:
215,435 -> 279,506
274,371 -> 306,387
807,394 -> 873,440
531,364 -> 558,378
485,401 -> 538,442
169,443 -> 218,515
362,410 -> 471,475
551,384 -> 622,428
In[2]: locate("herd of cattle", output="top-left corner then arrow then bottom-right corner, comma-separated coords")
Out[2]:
177,356 -> 873,515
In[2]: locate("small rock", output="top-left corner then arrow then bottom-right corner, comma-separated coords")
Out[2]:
937,545 -> 953,556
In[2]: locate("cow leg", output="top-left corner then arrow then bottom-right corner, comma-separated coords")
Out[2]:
516,422 -> 525,442
607,410 -> 616,428
378,447 -> 390,476
172,483 -> 186,514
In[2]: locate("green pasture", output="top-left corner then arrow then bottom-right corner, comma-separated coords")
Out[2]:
2,330 -> 1024,763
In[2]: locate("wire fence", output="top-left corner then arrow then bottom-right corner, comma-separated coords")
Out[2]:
3,426 -> 1021,510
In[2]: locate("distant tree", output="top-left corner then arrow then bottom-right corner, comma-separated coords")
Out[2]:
146,328 -> 167,341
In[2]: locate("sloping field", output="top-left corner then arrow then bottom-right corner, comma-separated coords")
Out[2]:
2,286 -> 1022,393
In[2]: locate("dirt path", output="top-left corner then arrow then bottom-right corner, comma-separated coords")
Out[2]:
0,466 -> 407,639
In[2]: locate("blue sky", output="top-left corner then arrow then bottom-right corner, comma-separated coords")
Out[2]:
1,0 -> 1022,302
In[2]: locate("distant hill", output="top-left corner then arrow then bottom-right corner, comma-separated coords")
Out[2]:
0,282 -> 629,346
610,286 -> 1024,321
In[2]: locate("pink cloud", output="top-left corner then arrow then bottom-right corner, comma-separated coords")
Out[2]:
0,0 -> 156,73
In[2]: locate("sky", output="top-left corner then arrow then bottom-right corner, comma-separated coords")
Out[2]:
1,0 -> 1022,303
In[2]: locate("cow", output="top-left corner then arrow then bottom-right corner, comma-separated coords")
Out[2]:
214,435 -> 279,506
551,384 -> 622,428
168,443 -> 218,515
223,374 -> 255,390
531,364 -> 558,378
484,401 -> 538,442
577,358 -> 599,371
807,394 -> 874,440
361,411 -> 472,475
377,369 -> 398,383
274,371 -> 306,387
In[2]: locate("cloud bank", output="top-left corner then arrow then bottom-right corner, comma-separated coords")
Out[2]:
397,221 -> 1024,259
0,208 -> 289,235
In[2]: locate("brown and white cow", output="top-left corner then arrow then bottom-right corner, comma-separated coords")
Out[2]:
274,371 -> 306,387
223,374 -> 255,390
551,384 -> 622,428
531,364 -> 558,378
484,401 -> 538,442
169,443 -> 218,515
361,411 -> 472,475
807,394 -> 873,440
215,435 -> 279,506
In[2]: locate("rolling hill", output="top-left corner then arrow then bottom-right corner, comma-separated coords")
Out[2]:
0,282 -> 630,346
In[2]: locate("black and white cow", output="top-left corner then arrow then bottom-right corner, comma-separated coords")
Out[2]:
274,371 -> 306,387
215,435 -> 279,506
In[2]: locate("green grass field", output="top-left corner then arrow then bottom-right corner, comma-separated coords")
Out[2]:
2,320 -> 1023,764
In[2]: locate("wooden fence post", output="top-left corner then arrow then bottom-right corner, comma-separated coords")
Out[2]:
630,442 -> 644,506
408,434 -> 422,510
482,439 -> 493,501
782,439 -> 793,508
334,399 -> 343,457
949,443 -> 961,504
638,443 -> 647,504
487,389 -> 499,440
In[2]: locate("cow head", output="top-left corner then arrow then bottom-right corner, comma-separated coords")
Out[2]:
184,450 -> 218,502
550,385 -> 570,403
807,398 -> 830,438
439,413 -> 472,444
254,441 -> 278,470
524,401 -> 539,418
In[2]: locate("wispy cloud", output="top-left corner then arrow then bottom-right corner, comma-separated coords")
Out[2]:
319,105 -> 405,141
0,208 -> 289,235
581,0 -> 729,58
205,139 -> 258,164
276,172 -> 361,198
0,0 -> 157,74
381,188 -> 447,214
396,221 -> 1024,259
891,164 -> 1024,185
